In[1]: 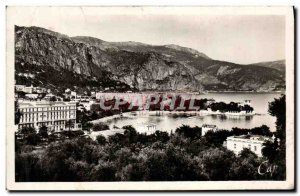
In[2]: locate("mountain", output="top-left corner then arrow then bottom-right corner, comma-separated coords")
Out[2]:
248,60 -> 285,73
14,25 -> 285,92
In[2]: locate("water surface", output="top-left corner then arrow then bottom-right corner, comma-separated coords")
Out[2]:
98,92 -> 283,133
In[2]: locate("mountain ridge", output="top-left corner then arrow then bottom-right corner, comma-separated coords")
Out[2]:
14,25 -> 285,92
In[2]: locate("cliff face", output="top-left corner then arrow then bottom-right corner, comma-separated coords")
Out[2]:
15,26 -> 285,92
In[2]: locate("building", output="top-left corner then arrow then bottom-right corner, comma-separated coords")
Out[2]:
206,98 -> 216,106
80,95 -> 90,102
238,100 -> 252,107
65,88 -> 71,93
201,124 -> 218,136
23,85 -> 35,94
18,73 -> 35,78
25,93 -> 39,100
18,101 -> 80,132
15,85 -> 26,92
80,100 -> 95,111
42,93 -> 56,101
36,87 -> 47,94
226,135 -> 273,157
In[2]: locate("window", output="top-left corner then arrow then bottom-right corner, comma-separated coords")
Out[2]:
234,143 -> 236,149
254,146 -> 257,151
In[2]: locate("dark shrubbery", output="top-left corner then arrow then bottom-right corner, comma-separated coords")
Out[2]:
92,123 -> 109,132
15,124 -> 279,182
15,95 -> 286,182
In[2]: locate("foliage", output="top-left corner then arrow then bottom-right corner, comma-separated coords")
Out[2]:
15,101 -> 22,125
19,126 -> 36,136
65,120 -> 74,132
50,96 -> 57,102
96,135 -> 107,145
175,125 -> 202,139
209,101 -> 253,112
262,140 -> 279,162
261,94 -> 286,180
268,94 -> 286,145
15,124 -> 283,182
39,126 -> 48,138
229,148 -> 261,180
92,123 -> 109,132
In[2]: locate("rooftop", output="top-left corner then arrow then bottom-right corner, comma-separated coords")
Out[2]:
19,101 -> 76,108
228,134 -> 272,141
202,124 -> 217,128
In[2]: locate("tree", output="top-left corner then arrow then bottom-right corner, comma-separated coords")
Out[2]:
108,133 -> 126,145
96,135 -> 107,145
268,95 -> 286,146
83,122 -> 93,132
19,126 -> 36,139
250,125 -> 272,136
25,132 -> 41,145
15,101 -> 22,125
50,96 -> 57,102
39,125 -> 48,138
89,161 -> 116,181
199,147 -> 236,180
239,148 -> 258,159
229,148 -> 260,180
65,120 -> 74,132
267,94 -> 286,180
204,129 -> 230,147
92,122 -> 109,132
153,131 -> 170,143
123,126 -> 138,144
175,125 -> 202,139
15,152 -> 43,181
262,140 -> 279,162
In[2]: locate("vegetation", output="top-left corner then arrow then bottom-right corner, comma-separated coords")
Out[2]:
15,60 -> 133,95
262,94 -> 286,180
15,95 -> 286,182
92,122 -> 109,132
16,124 -> 279,182
209,101 -> 253,112
15,101 -> 22,125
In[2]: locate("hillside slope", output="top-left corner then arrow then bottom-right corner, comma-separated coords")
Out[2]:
14,26 -> 285,92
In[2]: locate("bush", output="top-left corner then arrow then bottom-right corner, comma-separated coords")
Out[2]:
25,133 -> 41,146
92,123 -> 109,132
96,135 -> 107,145
175,125 -> 202,139
15,124 -> 283,182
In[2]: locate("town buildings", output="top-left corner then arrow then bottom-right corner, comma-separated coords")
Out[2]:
226,135 -> 273,157
15,85 -> 26,92
17,101 -> 81,132
15,85 -> 47,100
201,124 -> 218,136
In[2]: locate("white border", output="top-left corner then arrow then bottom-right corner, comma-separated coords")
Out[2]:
6,6 -> 294,191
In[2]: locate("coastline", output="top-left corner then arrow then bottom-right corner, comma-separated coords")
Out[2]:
91,109 -> 257,124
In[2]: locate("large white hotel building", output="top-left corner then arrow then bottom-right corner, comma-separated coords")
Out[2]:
18,101 -> 78,132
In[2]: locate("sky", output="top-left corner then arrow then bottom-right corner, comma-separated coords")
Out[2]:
9,7 -> 286,64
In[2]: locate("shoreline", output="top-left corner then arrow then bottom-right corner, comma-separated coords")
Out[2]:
100,91 -> 285,94
91,110 -> 257,124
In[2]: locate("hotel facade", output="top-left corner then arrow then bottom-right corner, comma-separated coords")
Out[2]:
17,101 -> 78,132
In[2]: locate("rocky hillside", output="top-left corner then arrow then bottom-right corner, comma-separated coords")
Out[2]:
14,25 -> 285,92
248,60 -> 285,73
